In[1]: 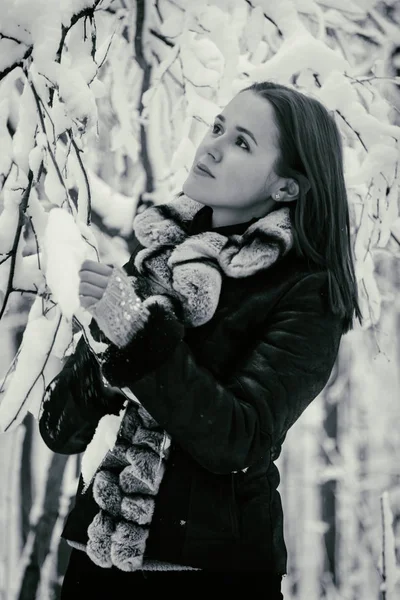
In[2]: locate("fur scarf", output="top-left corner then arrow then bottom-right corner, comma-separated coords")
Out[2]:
82,193 -> 294,571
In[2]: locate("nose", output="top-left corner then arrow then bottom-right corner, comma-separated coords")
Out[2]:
207,147 -> 222,163
206,139 -> 223,163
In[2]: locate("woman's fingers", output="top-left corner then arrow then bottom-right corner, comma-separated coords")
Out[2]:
79,270 -> 110,290
78,261 -> 114,309
80,260 -> 113,277
79,281 -> 105,300
79,295 -> 98,310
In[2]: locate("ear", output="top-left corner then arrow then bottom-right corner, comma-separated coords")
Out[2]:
273,179 -> 299,203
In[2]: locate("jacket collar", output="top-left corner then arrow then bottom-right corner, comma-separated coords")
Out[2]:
133,193 -> 294,278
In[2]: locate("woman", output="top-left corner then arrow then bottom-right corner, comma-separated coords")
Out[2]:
39,81 -> 361,598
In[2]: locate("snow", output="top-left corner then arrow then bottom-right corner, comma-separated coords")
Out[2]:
243,5 -> 265,54
43,208 -> 93,321
0,166 -> 29,254
12,82 -> 37,173
88,169 -> 139,235
44,62 -> 98,134
0,99 -> 13,183
81,408 -> 126,489
379,492 -> 399,596
0,40 -> 27,74
0,301 -> 67,432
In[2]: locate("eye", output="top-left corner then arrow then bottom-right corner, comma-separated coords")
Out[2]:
236,137 -> 250,152
211,123 -> 222,134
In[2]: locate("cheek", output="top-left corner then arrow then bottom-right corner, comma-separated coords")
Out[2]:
228,168 -> 269,204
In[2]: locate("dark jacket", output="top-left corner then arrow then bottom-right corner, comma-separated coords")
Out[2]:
39,207 -> 345,574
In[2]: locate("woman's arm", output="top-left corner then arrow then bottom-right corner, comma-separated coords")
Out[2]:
39,334 -> 125,454
38,241 -> 145,455
100,271 -> 344,474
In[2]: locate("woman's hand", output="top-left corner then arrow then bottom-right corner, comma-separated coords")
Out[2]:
79,260 -> 114,310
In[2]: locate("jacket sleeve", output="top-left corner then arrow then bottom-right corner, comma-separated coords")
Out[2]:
37,240 -> 146,455
38,334 -> 126,455
100,272 -> 345,474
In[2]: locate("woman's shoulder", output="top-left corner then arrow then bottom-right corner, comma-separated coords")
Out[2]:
251,251 -> 343,329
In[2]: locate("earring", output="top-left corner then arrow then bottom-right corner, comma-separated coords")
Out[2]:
274,193 -> 281,200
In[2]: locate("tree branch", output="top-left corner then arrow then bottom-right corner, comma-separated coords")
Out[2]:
149,28 -> 174,47
134,0 -> 154,204
30,81 -> 75,214
0,46 -> 32,83
3,312 -> 63,431
0,170 -> 34,321
69,132 -> 92,226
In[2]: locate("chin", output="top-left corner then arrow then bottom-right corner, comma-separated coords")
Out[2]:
182,179 -> 208,206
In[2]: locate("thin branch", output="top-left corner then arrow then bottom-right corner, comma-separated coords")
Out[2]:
134,0 -> 154,199
244,0 -> 282,35
3,312 -> 63,432
0,33 -> 26,45
12,288 -> 38,295
55,1 -> 103,63
155,0 -> 163,23
96,29 -> 116,71
314,74 -> 368,152
0,46 -> 32,82
0,254 -> 11,267
0,170 -> 34,321
30,81 -> 76,215
69,132 -> 92,225
0,1 -> 103,86
0,346 -> 22,395
28,217 -> 41,270
1,163 -> 14,192
149,28 -> 174,47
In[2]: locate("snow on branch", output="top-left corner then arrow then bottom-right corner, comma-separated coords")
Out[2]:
379,491 -> 400,599
0,0 -> 113,431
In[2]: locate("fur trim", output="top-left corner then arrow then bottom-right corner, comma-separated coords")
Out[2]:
219,208 -> 293,277
119,449 -> 166,495
134,195 -> 201,247
130,194 -> 293,327
121,495 -> 155,524
87,511 -> 115,568
85,402 -> 170,571
111,521 -> 148,572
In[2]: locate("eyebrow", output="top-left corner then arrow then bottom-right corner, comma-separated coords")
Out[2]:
215,114 -> 258,146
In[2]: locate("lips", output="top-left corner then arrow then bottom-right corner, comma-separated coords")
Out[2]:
194,162 -> 215,178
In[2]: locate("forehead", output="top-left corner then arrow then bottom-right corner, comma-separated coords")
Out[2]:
220,90 -> 279,147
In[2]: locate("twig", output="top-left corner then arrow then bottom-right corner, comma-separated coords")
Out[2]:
4,313 -> 63,431
134,0 -> 154,201
30,81 -> 76,215
0,1 -> 103,87
244,0 -> 282,35
0,46 -> 32,82
0,33 -> 26,45
0,170 -> 34,321
1,163 -> 14,192
314,74 -> 368,152
155,0 -> 163,23
149,28 -> 174,47
0,254 -> 11,267
69,133 -> 92,226
28,217 -> 41,270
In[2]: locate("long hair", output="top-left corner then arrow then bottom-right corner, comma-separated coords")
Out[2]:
242,81 -> 362,333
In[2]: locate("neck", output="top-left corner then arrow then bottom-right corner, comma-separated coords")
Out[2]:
210,198 -> 277,228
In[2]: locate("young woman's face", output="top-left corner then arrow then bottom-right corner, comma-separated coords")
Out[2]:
183,91 -> 281,220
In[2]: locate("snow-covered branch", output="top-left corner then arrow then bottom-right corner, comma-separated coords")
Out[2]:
0,170 -> 34,321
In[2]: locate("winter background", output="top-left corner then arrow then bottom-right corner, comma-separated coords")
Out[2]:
0,0 -> 400,598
